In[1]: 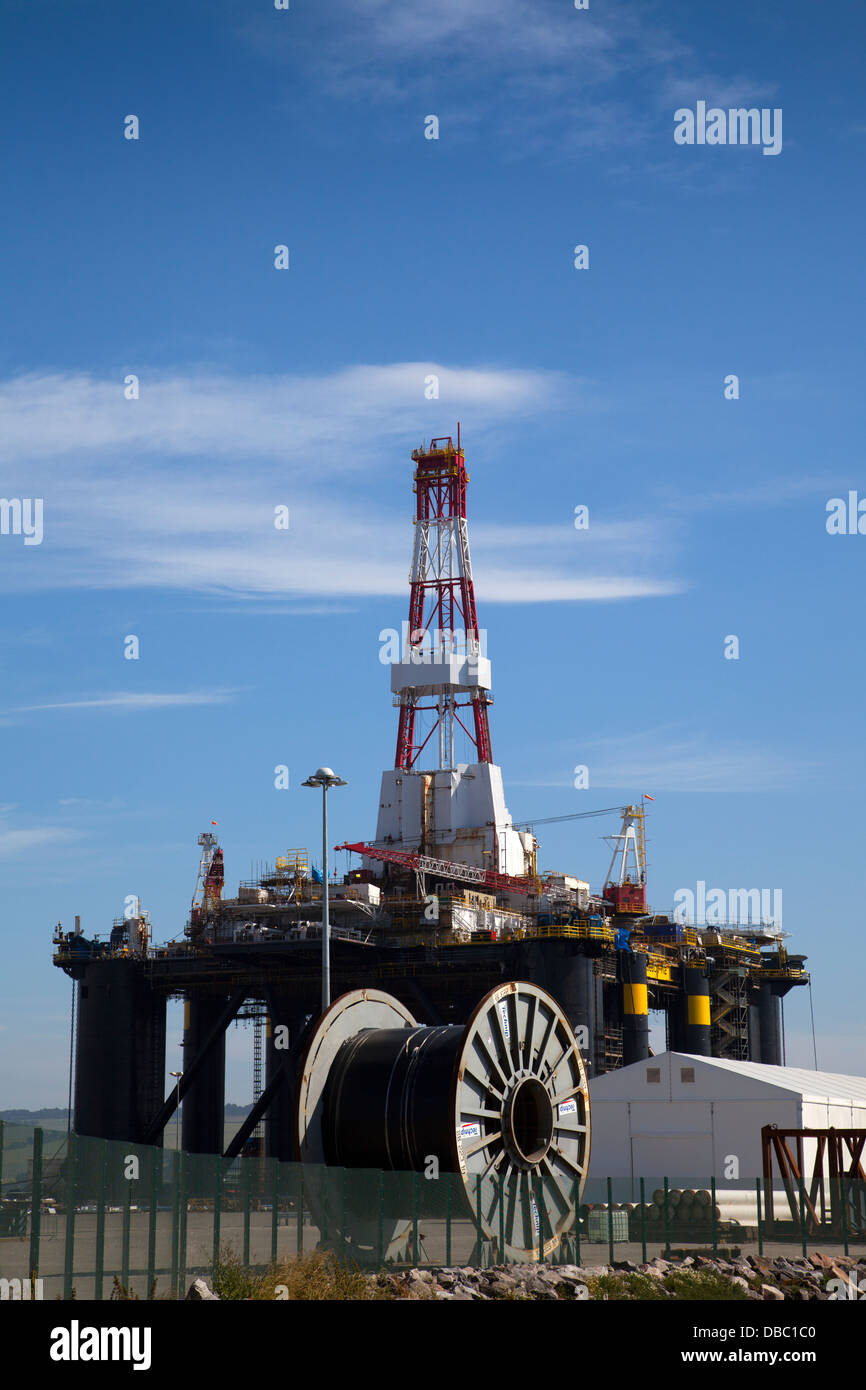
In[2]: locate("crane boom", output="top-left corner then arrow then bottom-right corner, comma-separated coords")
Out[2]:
514,804 -> 627,828
337,842 -> 537,897
516,801 -> 651,915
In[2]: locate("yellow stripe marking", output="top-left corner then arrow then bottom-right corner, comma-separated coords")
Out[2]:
688,995 -> 711,1026
623,984 -> 648,1016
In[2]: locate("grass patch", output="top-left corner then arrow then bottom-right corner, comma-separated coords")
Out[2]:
259,1251 -> 393,1301
210,1245 -> 268,1300
109,1276 -> 161,1300
584,1269 -> 750,1301
211,1246 -> 394,1301
585,1272 -> 668,1301
662,1269 -> 749,1301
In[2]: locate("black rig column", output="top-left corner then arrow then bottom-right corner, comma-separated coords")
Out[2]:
621,950 -> 650,1065
181,994 -> 228,1155
74,961 -> 166,1143
682,966 -> 712,1056
264,999 -> 308,1160
756,982 -> 783,1065
521,940 -> 596,1074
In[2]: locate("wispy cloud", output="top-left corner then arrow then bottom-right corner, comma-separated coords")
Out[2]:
657,475 -> 826,515
475,569 -> 680,604
0,364 -> 562,466
0,825 -> 81,860
660,74 -> 780,111
587,729 -> 817,794
518,726 -> 816,794
0,364 -> 682,606
10,692 -> 237,714
242,0 -> 691,155
57,797 -> 127,809
280,0 -> 645,91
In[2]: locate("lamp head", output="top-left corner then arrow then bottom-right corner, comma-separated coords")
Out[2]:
302,767 -> 348,788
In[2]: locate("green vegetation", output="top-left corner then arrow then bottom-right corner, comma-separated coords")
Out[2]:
109,1276 -> 161,1300
585,1269 -> 749,1301
211,1245 -> 391,1301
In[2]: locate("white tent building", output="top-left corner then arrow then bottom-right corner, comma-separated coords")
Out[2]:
589,1051 -> 866,1189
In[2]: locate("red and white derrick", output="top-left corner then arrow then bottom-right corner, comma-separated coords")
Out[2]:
393,429 -> 493,771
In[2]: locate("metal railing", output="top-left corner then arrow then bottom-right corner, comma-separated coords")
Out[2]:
1,1124 -> 862,1299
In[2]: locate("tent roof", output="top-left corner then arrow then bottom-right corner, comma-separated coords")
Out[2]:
590,1052 -> 866,1106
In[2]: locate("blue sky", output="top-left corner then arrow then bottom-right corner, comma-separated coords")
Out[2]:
1,0 -> 864,1105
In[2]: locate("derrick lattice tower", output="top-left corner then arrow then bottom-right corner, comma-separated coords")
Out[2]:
376,429 -> 533,877
394,428 -> 492,770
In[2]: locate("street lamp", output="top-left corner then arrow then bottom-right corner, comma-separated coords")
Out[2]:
169,1070 -> 183,1153
301,767 -> 348,1012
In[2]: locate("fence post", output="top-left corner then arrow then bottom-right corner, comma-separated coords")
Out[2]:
147,1148 -> 159,1295
377,1170 -> 384,1268
755,1177 -> 763,1257
663,1177 -> 671,1258
607,1177 -> 615,1265
639,1177 -> 646,1264
498,1171 -> 505,1263
271,1160 -> 279,1265
476,1174 -> 483,1263
243,1160 -> 252,1269
178,1151 -> 188,1294
798,1174 -> 807,1259
320,1166 -> 330,1251
573,1177 -> 581,1266
63,1131 -> 77,1299
95,1139 -> 108,1300
170,1149 -> 181,1298
297,1168 -> 304,1256
445,1177 -> 452,1267
818,1161 -> 827,1227
121,1160 -> 132,1289
341,1167 -> 348,1265
560,1201 -> 567,1265
412,1171 -> 420,1265
840,1175 -> 850,1258
710,1176 -> 717,1256
28,1127 -> 43,1284
212,1156 -> 223,1272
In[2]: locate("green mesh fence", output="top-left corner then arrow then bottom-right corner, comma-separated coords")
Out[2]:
0,1125 -> 862,1300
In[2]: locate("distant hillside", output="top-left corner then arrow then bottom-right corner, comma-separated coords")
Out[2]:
0,1108 -> 70,1125
1,1105 -> 252,1123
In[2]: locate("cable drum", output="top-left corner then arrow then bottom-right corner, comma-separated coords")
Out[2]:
295,981 -> 590,1263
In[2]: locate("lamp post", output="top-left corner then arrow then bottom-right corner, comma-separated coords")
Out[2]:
169,1070 -> 183,1152
301,767 -> 348,1012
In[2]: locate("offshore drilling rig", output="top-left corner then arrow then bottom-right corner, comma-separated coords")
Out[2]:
53,430 -> 808,1156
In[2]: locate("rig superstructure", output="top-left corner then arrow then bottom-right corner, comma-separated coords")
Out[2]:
54,430 -> 808,1155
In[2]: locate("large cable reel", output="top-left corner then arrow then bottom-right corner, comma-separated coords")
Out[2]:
295,980 -> 590,1263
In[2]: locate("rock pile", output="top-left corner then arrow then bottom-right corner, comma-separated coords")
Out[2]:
372,1251 -> 865,1301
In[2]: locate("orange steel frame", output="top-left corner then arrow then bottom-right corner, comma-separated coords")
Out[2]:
761,1125 -> 866,1234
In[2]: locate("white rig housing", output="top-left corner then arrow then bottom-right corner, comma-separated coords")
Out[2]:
375,762 -> 535,877
389,654 -> 492,696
